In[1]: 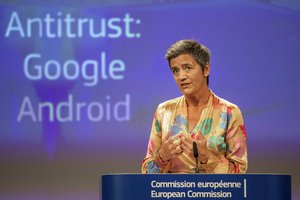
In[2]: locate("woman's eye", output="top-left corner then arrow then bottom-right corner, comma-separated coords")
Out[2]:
184,66 -> 192,71
172,69 -> 179,74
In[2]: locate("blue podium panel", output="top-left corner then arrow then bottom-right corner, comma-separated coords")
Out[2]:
102,174 -> 291,200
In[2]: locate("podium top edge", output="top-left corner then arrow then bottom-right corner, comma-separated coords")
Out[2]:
101,173 -> 292,176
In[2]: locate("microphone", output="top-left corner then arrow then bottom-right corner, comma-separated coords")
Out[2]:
193,141 -> 200,173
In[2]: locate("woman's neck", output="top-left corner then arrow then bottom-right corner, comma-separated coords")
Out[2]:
185,89 -> 211,108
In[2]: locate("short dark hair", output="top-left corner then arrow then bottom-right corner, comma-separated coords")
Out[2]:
165,39 -> 210,85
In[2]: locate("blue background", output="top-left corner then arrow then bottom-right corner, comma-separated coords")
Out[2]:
0,0 -> 299,199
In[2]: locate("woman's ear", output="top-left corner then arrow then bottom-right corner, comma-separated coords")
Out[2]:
204,63 -> 210,77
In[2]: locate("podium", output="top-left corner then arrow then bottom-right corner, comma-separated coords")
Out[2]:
102,174 -> 291,200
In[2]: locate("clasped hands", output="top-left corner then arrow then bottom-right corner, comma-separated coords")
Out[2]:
159,132 -> 209,164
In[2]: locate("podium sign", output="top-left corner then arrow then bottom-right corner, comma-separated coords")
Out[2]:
102,174 -> 291,200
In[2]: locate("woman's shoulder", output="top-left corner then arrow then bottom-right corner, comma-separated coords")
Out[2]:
157,96 -> 184,110
211,92 -> 241,113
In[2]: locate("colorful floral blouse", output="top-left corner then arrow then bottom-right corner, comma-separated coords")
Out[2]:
142,91 -> 247,173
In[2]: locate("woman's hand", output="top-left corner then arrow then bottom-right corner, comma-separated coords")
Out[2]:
181,132 -> 209,164
159,133 -> 183,162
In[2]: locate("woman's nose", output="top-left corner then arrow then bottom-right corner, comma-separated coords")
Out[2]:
179,71 -> 187,80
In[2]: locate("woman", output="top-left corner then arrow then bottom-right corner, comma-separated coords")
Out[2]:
142,40 -> 247,173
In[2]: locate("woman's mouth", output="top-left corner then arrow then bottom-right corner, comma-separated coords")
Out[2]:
180,83 -> 190,88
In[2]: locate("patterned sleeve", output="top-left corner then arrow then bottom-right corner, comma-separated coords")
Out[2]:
141,106 -> 171,173
201,106 -> 248,173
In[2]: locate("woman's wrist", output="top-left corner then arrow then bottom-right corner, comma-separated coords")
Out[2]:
158,151 -> 170,163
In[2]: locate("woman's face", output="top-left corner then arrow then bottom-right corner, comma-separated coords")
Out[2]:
169,54 -> 209,97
